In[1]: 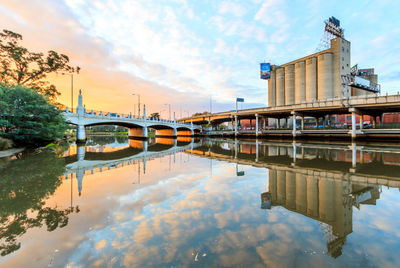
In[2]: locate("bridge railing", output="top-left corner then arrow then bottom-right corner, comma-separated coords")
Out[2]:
61,107 -> 196,126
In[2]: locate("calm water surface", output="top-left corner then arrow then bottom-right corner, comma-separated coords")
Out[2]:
1,136 -> 400,267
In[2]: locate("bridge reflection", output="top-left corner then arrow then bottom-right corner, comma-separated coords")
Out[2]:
63,137 -> 200,197
188,139 -> 400,258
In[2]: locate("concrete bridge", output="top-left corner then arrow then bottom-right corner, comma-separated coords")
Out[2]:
179,93 -> 400,139
62,90 -> 201,141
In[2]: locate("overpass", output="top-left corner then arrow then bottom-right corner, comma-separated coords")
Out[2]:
179,94 -> 400,139
62,90 -> 201,141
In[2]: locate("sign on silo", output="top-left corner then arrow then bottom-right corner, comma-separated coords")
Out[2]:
260,63 -> 271,80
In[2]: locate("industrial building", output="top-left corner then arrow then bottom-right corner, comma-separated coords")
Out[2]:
266,18 -> 380,107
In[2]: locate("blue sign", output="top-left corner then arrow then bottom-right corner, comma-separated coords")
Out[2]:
260,63 -> 271,80
236,98 -> 244,102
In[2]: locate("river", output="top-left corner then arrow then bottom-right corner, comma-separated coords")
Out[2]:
1,136 -> 400,267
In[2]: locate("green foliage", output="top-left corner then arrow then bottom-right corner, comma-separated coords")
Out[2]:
0,149 -> 77,256
86,125 -> 128,133
0,85 -> 67,145
192,111 -> 209,116
150,112 -> 160,119
0,29 -> 78,100
0,137 -> 12,150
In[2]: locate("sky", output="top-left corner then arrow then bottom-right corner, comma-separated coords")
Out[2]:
0,0 -> 399,118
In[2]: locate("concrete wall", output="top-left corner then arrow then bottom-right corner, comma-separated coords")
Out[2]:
295,61 -> 306,103
317,53 -> 333,100
285,65 -> 295,105
276,68 -> 285,106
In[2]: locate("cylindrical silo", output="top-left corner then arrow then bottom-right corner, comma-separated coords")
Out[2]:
306,176 -> 318,217
277,170 -> 286,205
317,53 -> 333,100
269,169 -> 277,203
276,67 -> 285,106
268,67 -> 276,107
285,65 -> 295,105
295,61 -> 306,103
305,57 -> 317,101
295,174 -> 307,213
286,171 -> 296,209
319,178 -> 335,221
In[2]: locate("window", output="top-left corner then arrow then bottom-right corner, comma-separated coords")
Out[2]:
342,66 -> 344,70
342,47 -> 344,52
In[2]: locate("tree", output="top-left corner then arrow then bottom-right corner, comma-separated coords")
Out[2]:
0,85 -> 67,145
0,29 -> 79,100
150,112 -> 160,119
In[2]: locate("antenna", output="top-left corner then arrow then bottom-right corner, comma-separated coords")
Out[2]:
316,16 -> 345,52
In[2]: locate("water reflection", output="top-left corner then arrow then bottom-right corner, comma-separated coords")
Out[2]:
0,149 -> 77,256
0,137 -> 199,258
190,139 -> 400,260
1,137 -> 400,267
64,137 -> 199,197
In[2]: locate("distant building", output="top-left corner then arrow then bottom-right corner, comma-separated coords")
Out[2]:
267,37 -> 379,107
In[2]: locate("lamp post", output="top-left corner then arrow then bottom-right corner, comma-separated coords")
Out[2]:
59,72 -> 74,111
164,103 -> 171,120
132,93 -> 141,117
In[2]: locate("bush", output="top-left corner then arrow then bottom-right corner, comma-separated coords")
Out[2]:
0,85 -> 67,146
0,137 -> 12,150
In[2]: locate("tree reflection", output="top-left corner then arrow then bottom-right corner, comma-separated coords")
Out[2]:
0,149 -> 77,256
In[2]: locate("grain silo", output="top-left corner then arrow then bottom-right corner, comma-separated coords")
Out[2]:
285,65 -> 295,105
294,61 -> 306,103
317,53 -> 334,100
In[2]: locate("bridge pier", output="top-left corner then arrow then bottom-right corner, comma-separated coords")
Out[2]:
129,127 -> 148,140
155,128 -> 177,138
77,125 -> 86,142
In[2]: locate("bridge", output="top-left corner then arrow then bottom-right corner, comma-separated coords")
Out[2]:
62,90 -> 201,141
179,94 -> 400,139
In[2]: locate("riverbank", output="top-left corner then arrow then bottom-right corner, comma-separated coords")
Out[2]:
0,148 -> 25,158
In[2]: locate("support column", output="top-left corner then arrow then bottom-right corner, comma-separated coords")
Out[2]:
291,111 -> 297,137
380,113 -> 384,128
255,114 -> 259,137
77,125 -> 86,142
263,117 -> 266,130
360,114 -> 364,130
235,115 -> 238,136
301,116 -> 304,130
255,141 -> 259,162
351,111 -> 356,139
315,118 -> 318,128
323,116 -> 326,129
372,116 -> 376,128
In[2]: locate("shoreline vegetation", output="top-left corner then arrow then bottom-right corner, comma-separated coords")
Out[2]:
0,29 -> 79,149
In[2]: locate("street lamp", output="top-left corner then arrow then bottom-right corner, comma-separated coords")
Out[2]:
132,93 -> 141,117
59,72 -> 74,111
164,103 -> 171,120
